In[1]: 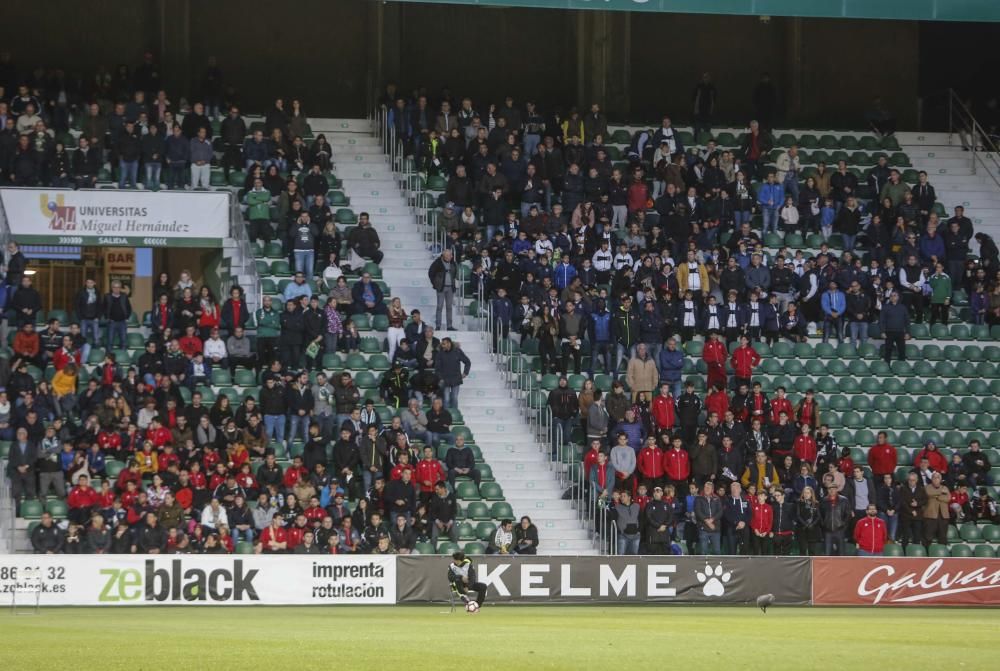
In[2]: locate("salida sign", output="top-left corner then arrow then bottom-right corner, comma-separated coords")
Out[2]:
99,559 -> 259,603
813,558 -> 1000,606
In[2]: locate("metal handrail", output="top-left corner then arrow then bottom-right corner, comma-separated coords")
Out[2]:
226,191 -> 262,312
471,284 -> 606,554
946,89 -> 1000,190
0,459 -> 13,554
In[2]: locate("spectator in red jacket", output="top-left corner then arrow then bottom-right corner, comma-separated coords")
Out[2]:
583,439 -> 602,481
914,441 -> 948,474
67,474 -> 101,524
260,514 -> 288,553
663,434 -> 691,490
637,436 -> 664,489
415,445 -> 446,498
390,452 -> 416,481
769,386 -> 793,425
650,383 -> 676,432
868,431 -> 898,478
792,423 -> 817,468
705,383 -> 729,422
702,332 -> 727,391
749,490 -> 774,555
282,456 -> 308,490
730,335 -> 761,390
853,503 -> 887,556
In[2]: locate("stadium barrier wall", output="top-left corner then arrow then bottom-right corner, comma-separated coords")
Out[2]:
3,554 -> 998,606
396,556 -> 812,605
0,554 -> 396,606
0,188 -> 230,247
812,558 -> 1000,606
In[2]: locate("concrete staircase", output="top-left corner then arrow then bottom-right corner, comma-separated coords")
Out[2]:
311,118 -> 440,315
446,331 -> 598,556
897,130 -> 1000,248
311,118 -> 597,555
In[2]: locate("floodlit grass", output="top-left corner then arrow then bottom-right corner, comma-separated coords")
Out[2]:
1,605 -> 998,670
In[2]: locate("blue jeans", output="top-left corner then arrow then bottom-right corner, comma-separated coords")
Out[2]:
699,530 -> 722,555
233,527 -> 254,543
552,417 -> 575,456
167,163 -> 186,189
293,250 -> 314,278
107,320 -> 127,350
118,160 -> 138,188
441,384 -> 460,409
288,414 -> 310,444
878,512 -> 899,541
144,163 -> 161,189
784,176 -> 799,204
841,234 -> 857,251
664,380 -> 681,401
822,316 -> 843,343
848,321 -> 869,349
617,533 -> 640,555
81,319 -> 101,347
264,414 -> 285,443
734,209 -> 752,229
588,342 -> 612,377
824,531 -> 845,556
523,134 -> 541,160
761,208 -> 779,235
428,431 -> 454,447
406,428 -> 433,446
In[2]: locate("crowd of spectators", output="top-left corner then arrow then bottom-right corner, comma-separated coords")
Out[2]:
378,87 -> 999,556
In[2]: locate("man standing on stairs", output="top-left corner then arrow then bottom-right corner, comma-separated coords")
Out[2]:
428,249 -> 459,331
434,338 -> 470,409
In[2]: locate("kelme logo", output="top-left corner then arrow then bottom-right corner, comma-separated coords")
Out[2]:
99,560 -> 259,602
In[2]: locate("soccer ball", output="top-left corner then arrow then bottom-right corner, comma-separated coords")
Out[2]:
465,600 -> 479,614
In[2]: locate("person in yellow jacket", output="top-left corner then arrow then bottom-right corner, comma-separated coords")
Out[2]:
741,450 -> 781,491
51,362 -> 79,417
675,250 -> 710,300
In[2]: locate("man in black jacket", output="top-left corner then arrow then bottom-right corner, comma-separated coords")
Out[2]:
30,512 -> 64,554
547,376 -> 579,456
771,490 -> 796,555
7,427 -> 37,510
819,484 -> 852,555
135,512 -> 167,554
103,281 -> 132,351
219,106 -> 247,178
645,486 -> 674,555
429,482 -> 458,543
140,122 -> 164,189
117,120 -> 141,188
10,275 -> 41,326
879,291 -> 910,363
445,435 -> 481,489
73,136 -> 102,189
898,471 -> 928,550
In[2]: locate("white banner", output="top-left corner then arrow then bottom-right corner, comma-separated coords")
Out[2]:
0,188 -> 230,247
0,554 -> 396,606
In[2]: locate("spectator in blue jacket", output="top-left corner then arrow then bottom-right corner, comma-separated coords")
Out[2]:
614,409 -> 646,452
820,281 -> 846,344
554,256 -> 578,290
757,172 -> 784,236
588,300 -> 612,377
490,287 -> 513,349
164,124 -> 190,190
919,226 -> 946,266
722,481 -> 752,554
657,337 -> 684,399
243,129 -> 272,169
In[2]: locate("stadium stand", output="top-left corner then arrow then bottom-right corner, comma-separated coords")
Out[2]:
0,53 -> 998,559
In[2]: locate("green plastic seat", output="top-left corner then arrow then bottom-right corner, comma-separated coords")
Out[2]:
479,482 -> 504,501
456,521 -> 477,540
927,543 -> 950,558
974,545 -> 996,558
794,343 -> 815,359
46,500 -> 68,518
905,544 -> 927,557
982,525 -> 1000,542
850,396 -> 873,412
455,482 -> 481,501
211,369 -> 232,386
872,396 -> 893,412
476,522 -> 497,542
465,502 -> 491,521
490,502 -> 514,520
882,543 -> 903,557
463,542 -> 486,555
771,342 -> 793,358
20,500 -> 43,519
435,541 -> 460,555
368,354 -> 390,371
828,395 -> 849,411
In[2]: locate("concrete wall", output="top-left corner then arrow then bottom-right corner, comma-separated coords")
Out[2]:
0,1 -> 924,128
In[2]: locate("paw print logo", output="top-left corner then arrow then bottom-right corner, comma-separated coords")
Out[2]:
695,564 -> 732,597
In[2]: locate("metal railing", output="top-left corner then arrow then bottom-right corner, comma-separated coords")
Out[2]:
471,285 -> 607,553
0,459 -> 13,554
225,191 -> 263,313
946,89 -> 1000,190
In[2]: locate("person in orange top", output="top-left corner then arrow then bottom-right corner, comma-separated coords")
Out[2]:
650,383 -> 676,432
749,490 -> 774,555
769,386 -> 793,425
867,431 -> 898,478
730,334 -> 761,390
52,362 -> 79,417
705,383 -> 729,421
793,423 -> 818,468
12,322 -> 42,367
701,332 -> 727,391
135,440 -> 159,475
637,436 -> 664,489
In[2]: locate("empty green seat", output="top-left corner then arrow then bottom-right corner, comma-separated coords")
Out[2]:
20,500 -> 43,519
465,502 -> 491,520
455,482 -> 481,501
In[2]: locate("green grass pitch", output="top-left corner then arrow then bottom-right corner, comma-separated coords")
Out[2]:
1,606 -> 998,670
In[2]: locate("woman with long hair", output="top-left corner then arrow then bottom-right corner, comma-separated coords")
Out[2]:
795,485 -> 822,556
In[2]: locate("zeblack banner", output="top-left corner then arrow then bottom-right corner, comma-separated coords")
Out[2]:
397,555 -> 812,604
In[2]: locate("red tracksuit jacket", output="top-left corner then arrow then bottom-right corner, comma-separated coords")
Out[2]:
853,516 -> 887,554
662,448 -> 691,481
750,500 -> 773,535
638,446 -> 665,479
706,390 -> 729,420
868,443 -> 898,476
793,435 -> 817,464
651,396 -> 675,429
730,346 -> 761,379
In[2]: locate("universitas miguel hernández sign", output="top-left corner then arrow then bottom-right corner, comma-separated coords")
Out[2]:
0,188 -> 229,247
